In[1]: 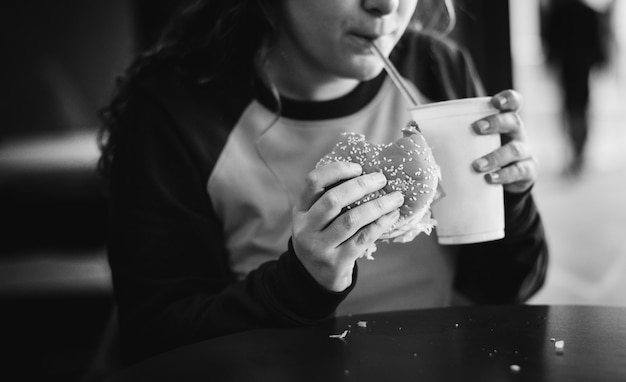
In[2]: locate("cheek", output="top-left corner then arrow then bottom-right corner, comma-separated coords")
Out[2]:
284,1 -> 343,35
283,5 -> 340,51
398,1 -> 419,32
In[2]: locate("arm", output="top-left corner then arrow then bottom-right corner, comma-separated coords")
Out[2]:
107,88 -> 352,364
396,33 -> 548,303
454,90 -> 548,304
454,188 -> 548,304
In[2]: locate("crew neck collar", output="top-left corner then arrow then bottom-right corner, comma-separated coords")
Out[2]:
255,72 -> 386,121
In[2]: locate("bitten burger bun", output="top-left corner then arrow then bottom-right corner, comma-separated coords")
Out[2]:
316,121 -> 443,244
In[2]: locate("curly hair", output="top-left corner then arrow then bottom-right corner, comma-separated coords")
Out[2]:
97,0 -> 279,177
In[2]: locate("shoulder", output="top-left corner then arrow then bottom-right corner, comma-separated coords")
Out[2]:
391,30 -> 484,100
393,30 -> 470,67
402,29 -> 466,55
116,60 -> 257,174
129,61 -> 254,123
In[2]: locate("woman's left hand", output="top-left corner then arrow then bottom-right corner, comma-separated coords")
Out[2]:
471,89 -> 536,194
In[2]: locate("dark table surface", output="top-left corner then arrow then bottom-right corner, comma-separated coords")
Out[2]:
106,305 -> 626,381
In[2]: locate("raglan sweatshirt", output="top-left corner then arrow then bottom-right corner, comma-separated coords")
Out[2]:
107,31 -> 548,364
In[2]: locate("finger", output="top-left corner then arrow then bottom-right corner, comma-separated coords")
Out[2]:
296,161 -> 362,212
307,172 -> 388,229
341,208 -> 401,260
323,191 -> 404,247
484,159 -> 537,193
472,140 -> 532,173
491,89 -> 523,112
472,111 -> 525,142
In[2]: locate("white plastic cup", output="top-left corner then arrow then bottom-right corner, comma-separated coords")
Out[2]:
409,97 -> 504,245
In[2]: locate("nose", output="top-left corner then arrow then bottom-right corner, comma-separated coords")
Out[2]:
362,0 -> 400,16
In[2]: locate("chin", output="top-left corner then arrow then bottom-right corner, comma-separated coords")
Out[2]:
358,68 -> 384,81
348,59 -> 384,81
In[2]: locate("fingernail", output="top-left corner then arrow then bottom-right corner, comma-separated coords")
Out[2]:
497,96 -> 508,108
372,172 -> 387,185
349,162 -> 362,173
474,120 -> 490,133
391,192 -> 404,206
488,172 -> 500,182
474,158 -> 489,171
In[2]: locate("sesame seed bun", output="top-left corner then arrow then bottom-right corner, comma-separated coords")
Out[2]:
316,121 -> 442,244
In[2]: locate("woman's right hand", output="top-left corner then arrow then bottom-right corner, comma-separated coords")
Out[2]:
292,162 -> 403,292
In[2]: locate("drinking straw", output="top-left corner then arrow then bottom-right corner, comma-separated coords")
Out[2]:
370,42 -> 420,108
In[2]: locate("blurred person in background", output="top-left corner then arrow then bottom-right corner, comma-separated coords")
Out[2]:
541,0 -> 614,177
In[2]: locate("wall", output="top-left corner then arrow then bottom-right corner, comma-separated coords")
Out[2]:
0,1 -> 133,140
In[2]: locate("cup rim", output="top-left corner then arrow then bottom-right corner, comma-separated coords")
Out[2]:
409,97 -> 497,120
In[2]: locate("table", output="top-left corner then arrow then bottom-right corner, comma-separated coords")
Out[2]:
105,305 -> 626,381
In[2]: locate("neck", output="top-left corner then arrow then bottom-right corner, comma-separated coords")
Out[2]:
265,50 -> 360,102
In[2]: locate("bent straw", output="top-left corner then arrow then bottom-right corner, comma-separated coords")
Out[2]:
370,42 -> 420,108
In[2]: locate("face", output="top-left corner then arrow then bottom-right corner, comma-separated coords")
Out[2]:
270,0 -> 418,91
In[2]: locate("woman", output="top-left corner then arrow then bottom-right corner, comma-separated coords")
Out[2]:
100,0 -> 548,364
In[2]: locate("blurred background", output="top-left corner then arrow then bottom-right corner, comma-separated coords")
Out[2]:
0,0 -> 624,381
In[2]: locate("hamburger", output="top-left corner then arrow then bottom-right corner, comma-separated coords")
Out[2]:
316,121 -> 443,248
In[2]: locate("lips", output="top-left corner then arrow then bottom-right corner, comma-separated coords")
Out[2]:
349,29 -> 395,54
348,33 -> 377,51
352,31 -> 379,41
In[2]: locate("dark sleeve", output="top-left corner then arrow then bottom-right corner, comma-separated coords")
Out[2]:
453,189 -> 549,304
107,87 -> 354,365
